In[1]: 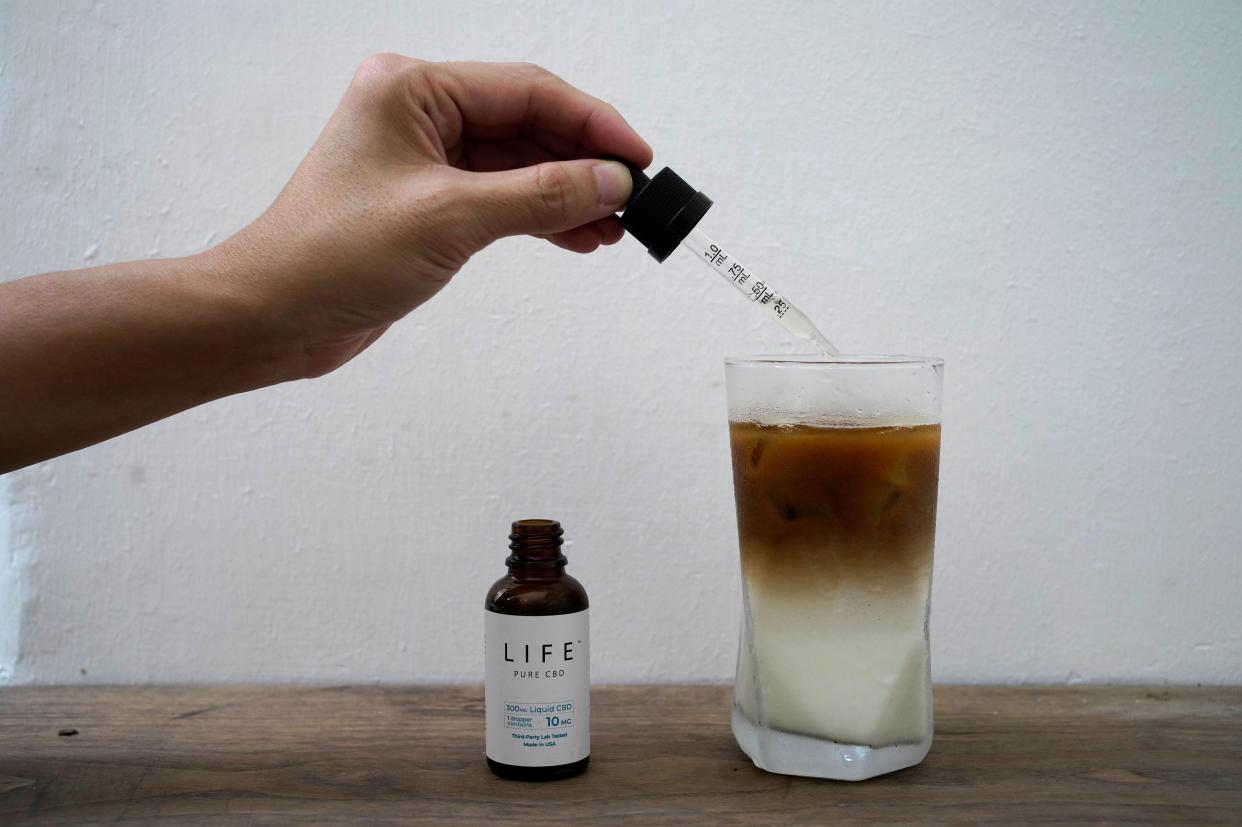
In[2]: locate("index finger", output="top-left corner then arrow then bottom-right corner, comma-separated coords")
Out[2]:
423,61 -> 653,166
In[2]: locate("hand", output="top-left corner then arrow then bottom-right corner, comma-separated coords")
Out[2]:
0,55 -> 651,472
212,55 -> 653,378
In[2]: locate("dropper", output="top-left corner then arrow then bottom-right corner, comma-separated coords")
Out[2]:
612,159 -> 838,356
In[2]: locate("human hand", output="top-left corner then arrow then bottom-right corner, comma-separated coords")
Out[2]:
211,55 -> 652,378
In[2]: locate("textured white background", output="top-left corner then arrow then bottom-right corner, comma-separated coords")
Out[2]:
1,1 -> 1240,685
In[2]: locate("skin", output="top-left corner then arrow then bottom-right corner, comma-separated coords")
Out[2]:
0,56 -> 652,474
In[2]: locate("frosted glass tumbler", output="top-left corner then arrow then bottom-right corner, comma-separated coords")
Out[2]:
726,356 -> 943,780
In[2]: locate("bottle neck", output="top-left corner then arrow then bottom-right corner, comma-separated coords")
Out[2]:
506,559 -> 566,581
507,519 -> 567,580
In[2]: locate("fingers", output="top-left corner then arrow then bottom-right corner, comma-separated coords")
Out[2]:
546,224 -> 605,254
456,139 -> 559,173
462,159 -> 632,241
544,217 -> 626,254
596,215 -> 625,245
539,213 -> 625,253
425,61 -> 653,167
344,57 -> 648,257
460,143 -> 630,252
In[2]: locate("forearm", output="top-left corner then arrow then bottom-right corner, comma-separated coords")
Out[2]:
0,251 -> 299,473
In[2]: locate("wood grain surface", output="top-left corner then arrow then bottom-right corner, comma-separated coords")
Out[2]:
0,684 -> 1238,824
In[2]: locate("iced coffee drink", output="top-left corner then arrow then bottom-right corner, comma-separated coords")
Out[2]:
725,356 -> 943,780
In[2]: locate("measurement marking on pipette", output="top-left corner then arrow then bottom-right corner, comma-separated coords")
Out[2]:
613,157 -> 839,356
701,245 -> 787,313
682,227 -> 838,356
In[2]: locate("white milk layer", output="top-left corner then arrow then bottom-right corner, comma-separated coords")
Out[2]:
735,574 -> 931,747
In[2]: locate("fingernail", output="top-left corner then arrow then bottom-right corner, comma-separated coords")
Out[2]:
593,161 -> 632,209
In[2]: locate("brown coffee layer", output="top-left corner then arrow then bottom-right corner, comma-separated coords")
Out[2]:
730,422 -> 941,596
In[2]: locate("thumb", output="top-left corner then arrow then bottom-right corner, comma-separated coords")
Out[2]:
463,159 -> 632,241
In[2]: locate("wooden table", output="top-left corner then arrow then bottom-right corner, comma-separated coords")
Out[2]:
0,685 -> 1238,824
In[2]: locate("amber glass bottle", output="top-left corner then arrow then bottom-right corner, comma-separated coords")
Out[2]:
485,519 -> 590,781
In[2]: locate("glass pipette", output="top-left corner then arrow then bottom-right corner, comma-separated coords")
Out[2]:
613,159 -> 837,356
679,225 -> 838,356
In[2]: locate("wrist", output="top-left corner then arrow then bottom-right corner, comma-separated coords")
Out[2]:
189,243 -> 308,390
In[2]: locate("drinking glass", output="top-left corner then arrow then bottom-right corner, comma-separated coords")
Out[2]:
726,355 -> 943,780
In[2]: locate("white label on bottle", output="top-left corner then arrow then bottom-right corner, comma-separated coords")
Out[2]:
485,609 -> 590,767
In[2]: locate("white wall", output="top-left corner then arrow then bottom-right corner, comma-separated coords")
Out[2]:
2,0 -> 1240,685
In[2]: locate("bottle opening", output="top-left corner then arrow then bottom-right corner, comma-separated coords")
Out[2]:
508,518 -> 566,565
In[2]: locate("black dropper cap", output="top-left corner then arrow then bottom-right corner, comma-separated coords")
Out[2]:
610,157 -> 712,263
